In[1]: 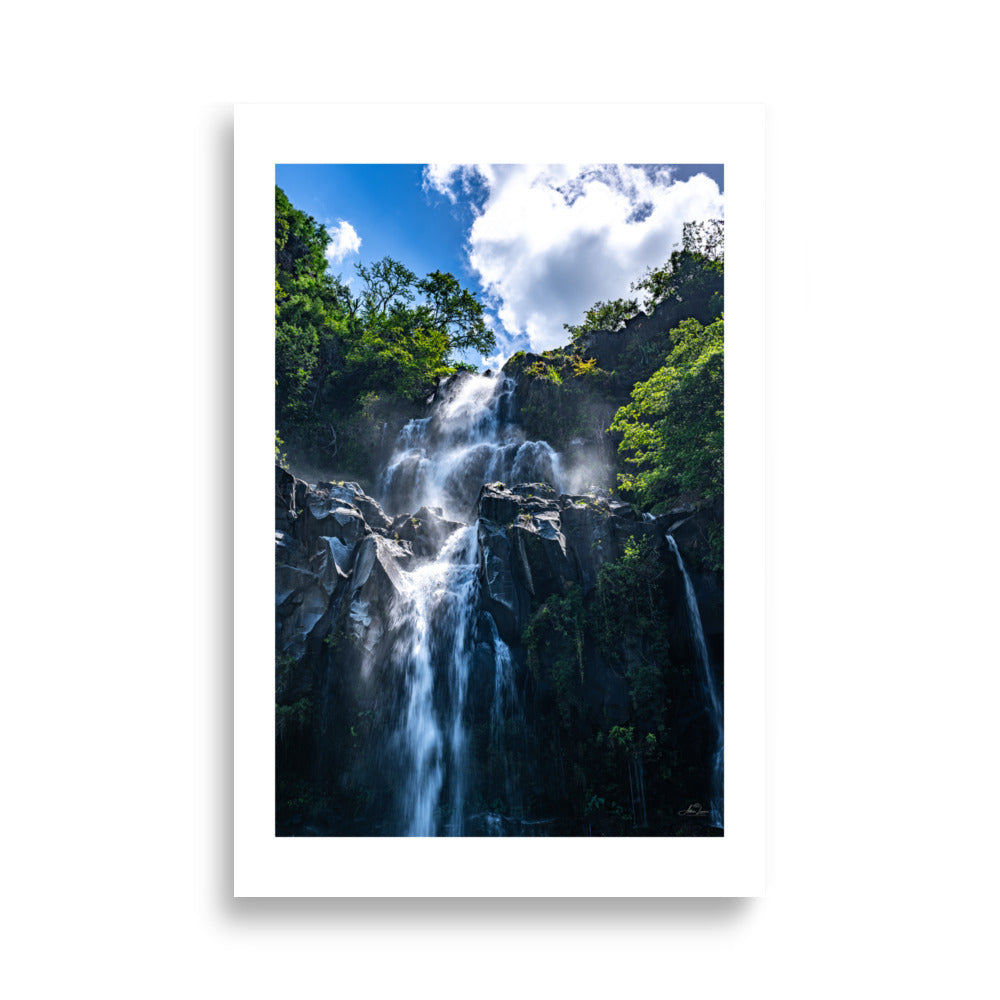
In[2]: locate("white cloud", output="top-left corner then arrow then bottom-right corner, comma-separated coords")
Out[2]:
423,164 -> 487,206
457,164 -> 724,352
325,219 -> 361,264
422,164 -> 462,203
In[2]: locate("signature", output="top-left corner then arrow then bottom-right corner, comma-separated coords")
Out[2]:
678,803 -> 710,816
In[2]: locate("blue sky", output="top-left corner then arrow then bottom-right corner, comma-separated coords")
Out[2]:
275,163 -> 724,368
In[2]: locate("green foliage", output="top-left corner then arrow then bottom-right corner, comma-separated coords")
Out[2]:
564,296 -> 639,345
596,536 -> 669,728
276,696 -> 313,743
274,187 -> 496,471
570,355 -> 600,378
354,256 -> 417,315
275,431 -> 289,470
274,187 -> 353,429
524,359 -> 563,385
416,270 -> 495,354
344,308 -> 453,400
523,586 -> 586,728
610,317 -> 724,511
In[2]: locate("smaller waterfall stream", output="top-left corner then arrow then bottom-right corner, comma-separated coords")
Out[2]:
666,535 -> 724,828
487,614 -> 525,819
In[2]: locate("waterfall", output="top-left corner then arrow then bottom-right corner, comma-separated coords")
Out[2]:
390,524 -> 478,835
379,372 -> 560,835
666,535 -> 724,828
280,365 -> 726,838
379,373 -> 563,523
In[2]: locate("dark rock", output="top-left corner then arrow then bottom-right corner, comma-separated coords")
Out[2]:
477,519 -> 530,644
582,647 -> 630,727
579,299 -> 681,372
310,535 -> 357,594
667,506 -> 718,567
275,465 -> 309,531
352,494 -> 394,535
511,482 -> 556,498
300,496 -> 368,551
392,506 -> 464,558
313,481 -> 393,535
275,562 -> 334,659
477,483 -> 522,526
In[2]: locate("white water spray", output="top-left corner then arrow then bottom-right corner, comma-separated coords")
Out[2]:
390,525 -> 480,835
379,373 -> 563,521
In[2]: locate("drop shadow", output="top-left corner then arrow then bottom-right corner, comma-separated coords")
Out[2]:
221,894 -> 754,928
209,105 -> 236,912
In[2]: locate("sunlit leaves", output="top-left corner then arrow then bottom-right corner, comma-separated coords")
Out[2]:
274,186 -> 499,455
563,296 -> 639,345
610,317 -> 724,510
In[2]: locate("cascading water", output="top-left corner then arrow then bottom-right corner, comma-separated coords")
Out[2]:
389,524 -> 479,835
666,535 -> 724,828
378,372 -> 562,835
380,373 -> 563,522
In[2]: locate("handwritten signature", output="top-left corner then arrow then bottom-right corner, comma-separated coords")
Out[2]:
678,803 -> 710,816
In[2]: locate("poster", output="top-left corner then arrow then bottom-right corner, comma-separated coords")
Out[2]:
235,104 -> 764,896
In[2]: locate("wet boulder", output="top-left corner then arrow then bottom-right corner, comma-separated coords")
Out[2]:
477,483 -> 522,526
298,493 -> 368,551
509,510 -> 571,603
390,506 -> 464,558
341,533 -> 412,675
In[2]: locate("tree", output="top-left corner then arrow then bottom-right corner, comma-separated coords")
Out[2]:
631,219 -> 724,323
349,256 -> 495,391
416,270 -> 494,354
274,188 -> 498,469
274,187 -> 350,424
275,186 -> 332,288
562,218 -> 724,347
354,257 -> 417,317
609,317 -> 724,510
563,296 -> 639,345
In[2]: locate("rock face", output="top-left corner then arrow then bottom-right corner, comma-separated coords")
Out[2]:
475,482 -> 662,645
275,461 -> 724,837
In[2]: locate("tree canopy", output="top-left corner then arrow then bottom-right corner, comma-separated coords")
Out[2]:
274,186 -> 495,468
610,316 -> 724,511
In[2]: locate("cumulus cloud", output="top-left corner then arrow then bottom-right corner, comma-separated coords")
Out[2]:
440,164 -> 724,353
325,219 -> 361,263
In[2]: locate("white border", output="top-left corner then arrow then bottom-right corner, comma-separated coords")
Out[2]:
235,103 -> 764,896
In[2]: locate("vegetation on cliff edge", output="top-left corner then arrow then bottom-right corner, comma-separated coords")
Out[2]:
275,186 -> 495,476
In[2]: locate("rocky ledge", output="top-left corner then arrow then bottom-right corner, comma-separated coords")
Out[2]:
276,464 -> 721,694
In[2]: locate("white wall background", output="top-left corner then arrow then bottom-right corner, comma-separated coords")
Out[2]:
2,3 -> 996,997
